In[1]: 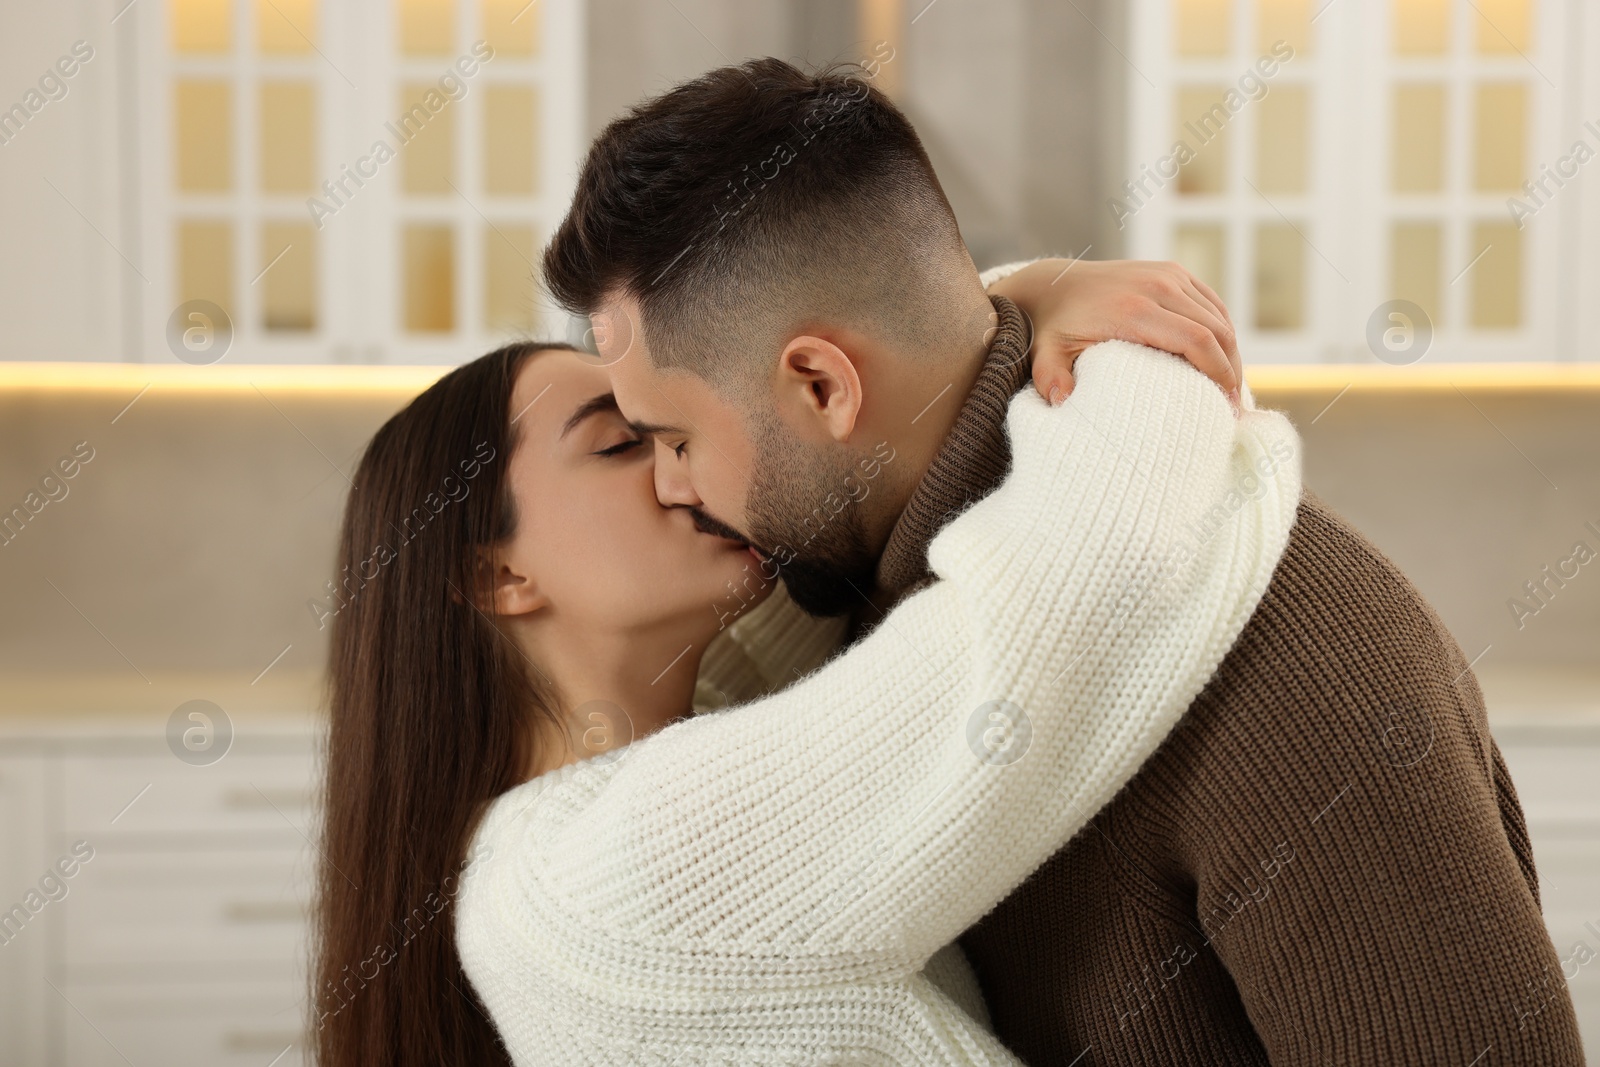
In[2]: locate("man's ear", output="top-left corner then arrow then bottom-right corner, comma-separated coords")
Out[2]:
776,335 -> 863,444
462,548 -> 548,617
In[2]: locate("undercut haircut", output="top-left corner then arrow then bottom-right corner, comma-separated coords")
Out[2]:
543,57 -> 977,391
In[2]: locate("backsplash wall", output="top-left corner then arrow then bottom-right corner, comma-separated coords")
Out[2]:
0,374 -> 1595,681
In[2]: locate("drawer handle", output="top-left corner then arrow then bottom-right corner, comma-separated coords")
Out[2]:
222,787 -> 314,810
223,900 -> 306,923
223,1030 -> 300,1054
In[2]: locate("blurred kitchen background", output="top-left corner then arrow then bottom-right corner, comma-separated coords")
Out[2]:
0,0 -> 1596,1063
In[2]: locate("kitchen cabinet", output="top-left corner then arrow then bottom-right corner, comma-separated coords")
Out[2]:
0,711 -> 1595,1063
0,723 -> 315,1067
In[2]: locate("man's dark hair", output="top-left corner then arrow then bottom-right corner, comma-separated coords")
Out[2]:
543,57 -> 977,389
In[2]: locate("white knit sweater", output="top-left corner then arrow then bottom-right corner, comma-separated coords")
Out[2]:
456,342 -> 1303,1066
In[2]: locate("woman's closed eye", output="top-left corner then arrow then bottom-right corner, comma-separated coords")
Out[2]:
592,437 -> 644,458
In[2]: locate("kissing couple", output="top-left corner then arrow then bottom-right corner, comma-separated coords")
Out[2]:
311,58 -> 1584,1067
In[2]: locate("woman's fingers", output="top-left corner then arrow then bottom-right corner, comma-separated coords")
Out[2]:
1147,263 -> 1239,385
1008,258 -> 1244,406
1187,272 -> 1233,330
1162,284 -> 1240,391
1030,333 -> 1085,405
1112,266 -> 1238,390
1134,306 -> 1237,393
1172,276 -> 1241,388
1030,308 -> 1233,408
1032,302 -> 1235,407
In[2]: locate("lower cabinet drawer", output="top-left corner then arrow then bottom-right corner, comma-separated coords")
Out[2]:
64,847 -> 312,981
60,981 -> 307,1067
62,750 -> 316,839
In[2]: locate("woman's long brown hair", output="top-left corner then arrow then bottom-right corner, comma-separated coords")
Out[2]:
312,342 -> 573,1065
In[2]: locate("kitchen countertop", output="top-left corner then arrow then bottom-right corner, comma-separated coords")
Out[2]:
0,669 -> 323,741
0,665 -> 1594,741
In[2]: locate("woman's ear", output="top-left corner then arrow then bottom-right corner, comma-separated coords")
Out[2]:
776,335 -> 864,444
463,548 -> 548,617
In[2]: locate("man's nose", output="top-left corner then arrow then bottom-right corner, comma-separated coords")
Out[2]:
652,440 -> 700,508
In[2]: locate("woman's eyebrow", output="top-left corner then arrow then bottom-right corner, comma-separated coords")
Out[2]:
559,392 -> 622,439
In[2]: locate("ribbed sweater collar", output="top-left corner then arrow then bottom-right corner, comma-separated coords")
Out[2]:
874,294 -> 1034,598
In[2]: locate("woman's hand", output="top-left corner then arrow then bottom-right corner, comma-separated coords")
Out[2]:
988,258 -> 1241,408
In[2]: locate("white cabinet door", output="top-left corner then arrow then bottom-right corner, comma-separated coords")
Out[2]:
64,846 -> 312,983
60,981 -> 306,1067
0,753 -> 50,1066
60,750 -> 316,838
1496,725 -> 1600,1061
0,729 -> 320,1066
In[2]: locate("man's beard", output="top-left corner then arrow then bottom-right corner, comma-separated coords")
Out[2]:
695,426 -> 880,619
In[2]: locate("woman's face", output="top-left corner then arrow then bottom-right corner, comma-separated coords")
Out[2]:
495,348 -> 770,639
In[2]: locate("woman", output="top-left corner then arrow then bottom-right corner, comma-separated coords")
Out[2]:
310,260 -> 1293,1065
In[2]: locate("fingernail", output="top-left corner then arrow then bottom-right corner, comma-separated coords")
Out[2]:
1049,384 -> 1063,406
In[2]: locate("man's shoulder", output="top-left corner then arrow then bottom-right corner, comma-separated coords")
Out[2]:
1228,486 -> 1474,691
1267,487 -> 1417,611
1113,488 -> 1492,825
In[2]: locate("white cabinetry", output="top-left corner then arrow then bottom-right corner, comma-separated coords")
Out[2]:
1496,721 -> 1600,1060
0,754 -> 50,1066
0,724 -> 315,1067
0,713 -> 1594,1063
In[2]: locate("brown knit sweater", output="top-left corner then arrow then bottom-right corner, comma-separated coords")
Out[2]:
866,297 -> 1587,1066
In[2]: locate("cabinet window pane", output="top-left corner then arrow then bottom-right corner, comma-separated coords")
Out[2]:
482,0 -> 539,57
257,0 -> 318,54
398,0 -> 454,55
403,224 -> 455,332
1474,0 -> 1532,54
1176,0 -> 1231,56
1469,222 -> 1521,328
398,83 -> 457,193
261,222 -> 317,331
1392,84 -> 1445,193
1176,86 -> 1231,195
1393,0 -> 1450,54
1174,224 -> 1227,302
178,220 -> 234,316
485,223 -> 536,333
1473,83 -> 1526,192
260,82 -> 316,193
484,85 -> 537,195
1258,0 -> 1310,55
176,81 -> 233,192
1390,222 -> 1441,328
1254,224 -> 1305,331
172,0 -> 231,53
859,0 -> 904,96
1256,85 -> 1308,194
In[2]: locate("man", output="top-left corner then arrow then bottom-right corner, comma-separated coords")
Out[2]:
543,58 -> 1584,1065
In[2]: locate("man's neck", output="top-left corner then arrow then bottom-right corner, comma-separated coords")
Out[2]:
871,295 -> 1034,604
851,291 -> 1014,559
859,348 -> 987,548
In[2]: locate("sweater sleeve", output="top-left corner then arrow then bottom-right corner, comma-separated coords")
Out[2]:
535,343 -> 1302,971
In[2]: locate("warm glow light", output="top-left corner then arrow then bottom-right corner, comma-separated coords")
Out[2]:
1244,362 -> 1600,392
0,362 -> 453,395
2,362 -> 1598,396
